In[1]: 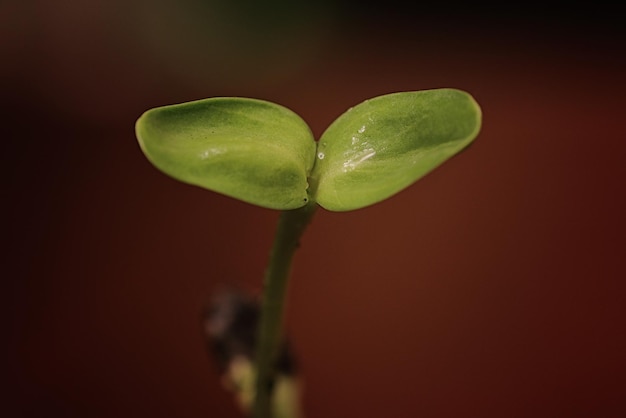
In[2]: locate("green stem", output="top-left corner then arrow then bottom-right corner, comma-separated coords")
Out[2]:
253,202 -> 317,418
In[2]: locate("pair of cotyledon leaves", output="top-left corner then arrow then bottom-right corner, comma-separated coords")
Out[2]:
136,88 -> 481,211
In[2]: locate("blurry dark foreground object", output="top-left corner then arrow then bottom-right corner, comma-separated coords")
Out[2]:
202,287 -> 304,418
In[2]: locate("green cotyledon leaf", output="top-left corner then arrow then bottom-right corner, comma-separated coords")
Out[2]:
136,97 -> 316,210
310,89 -> 482,211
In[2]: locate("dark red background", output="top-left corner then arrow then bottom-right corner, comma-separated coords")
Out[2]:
6,2 -> 625,417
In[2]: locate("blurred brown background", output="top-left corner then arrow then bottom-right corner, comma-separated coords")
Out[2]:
5,1 -> 625,417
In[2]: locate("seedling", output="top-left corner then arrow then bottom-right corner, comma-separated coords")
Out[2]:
136,88 -> 482,418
